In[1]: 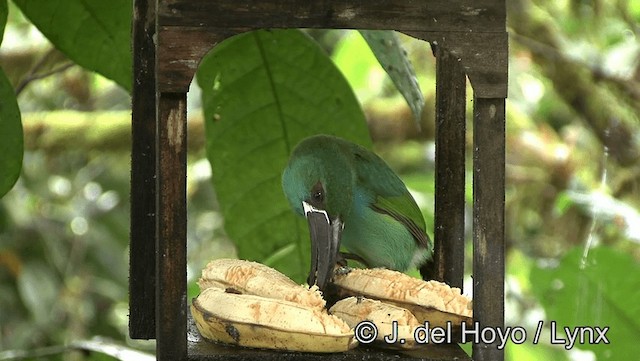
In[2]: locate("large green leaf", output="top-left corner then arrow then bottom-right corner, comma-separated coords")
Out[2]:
531,246 -> 640,360
0,0 -> 7,44
197,29 -> 371,282
0,68 -> 23,198
359,30 -> 424,127
13,0 -> 132,91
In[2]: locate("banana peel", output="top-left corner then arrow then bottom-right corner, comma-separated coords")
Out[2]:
191,259 -> 357,352
332,267 -> 473,328
330,296 -> 422,349
192,287 -> 356,352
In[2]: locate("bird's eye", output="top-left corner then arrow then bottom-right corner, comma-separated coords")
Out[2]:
310,182 -> 324,204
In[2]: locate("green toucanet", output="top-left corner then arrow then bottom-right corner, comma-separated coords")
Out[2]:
282,134 -> 433,290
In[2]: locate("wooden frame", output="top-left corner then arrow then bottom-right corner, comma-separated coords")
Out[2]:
130,1 -> 507,360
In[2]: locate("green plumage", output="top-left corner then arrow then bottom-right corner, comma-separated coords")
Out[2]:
282,134 -> 433,276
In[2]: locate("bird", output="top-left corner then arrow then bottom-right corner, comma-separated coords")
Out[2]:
281,134 -> 433,291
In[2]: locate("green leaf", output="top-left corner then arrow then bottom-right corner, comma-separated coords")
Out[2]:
553,191 -> 574,216
198,29 -> 371,282
0,67 -> 23,198
0,0 -> 7,45
531,247 -> 640,360
630,0 -> 640,21
359,30 -> 424,127
13,0 -> 132,92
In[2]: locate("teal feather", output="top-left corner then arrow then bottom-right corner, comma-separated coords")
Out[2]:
282,134 -> 433,272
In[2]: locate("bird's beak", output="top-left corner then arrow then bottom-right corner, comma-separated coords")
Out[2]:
303,201 -> 343,291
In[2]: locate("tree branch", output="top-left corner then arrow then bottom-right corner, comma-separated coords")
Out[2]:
15,48 -> 75,95
509,0 -> 640,167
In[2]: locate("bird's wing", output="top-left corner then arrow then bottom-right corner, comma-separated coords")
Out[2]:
370,194 -> 431,248
351,146 -> 431,248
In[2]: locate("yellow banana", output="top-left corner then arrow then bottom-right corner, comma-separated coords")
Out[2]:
333,268 -> 472,328
192,259 -> 473,352
330,296 -> 421,349
191,259 -> 357,352
198,258 -> 325,309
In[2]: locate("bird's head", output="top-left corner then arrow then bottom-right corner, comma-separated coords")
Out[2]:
282,135 -> 355,291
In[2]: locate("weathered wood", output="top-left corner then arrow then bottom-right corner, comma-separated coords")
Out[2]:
471,97 -> 505,361
405,31 -> 508,98
155,0 -> 508,95
454,32 -> 508,99
130,0 -> 157,340
157,26 -> 244,93
158,0 -> 505,33
426,46 -> 466,288
157,28 -> 508,96
156,92 -> 188,361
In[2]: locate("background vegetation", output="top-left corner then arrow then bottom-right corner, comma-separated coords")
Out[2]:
1,0 -> 639,360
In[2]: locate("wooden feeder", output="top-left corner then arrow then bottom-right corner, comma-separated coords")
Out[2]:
129,1 -> 507,360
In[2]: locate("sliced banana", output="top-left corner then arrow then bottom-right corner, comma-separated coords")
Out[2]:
330,296 -> 421,349
198,258 -> 325,308
192,259 -> 357,352
333,268 -> 472,328
192,259 -> 473,352
192,287 -> 357,352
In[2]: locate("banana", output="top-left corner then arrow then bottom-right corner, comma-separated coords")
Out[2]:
329,296 -> 421,349
333,268 -> 472,328
192,259 -> 473,352
191,258 -> 357,352
198,258 -> 325,309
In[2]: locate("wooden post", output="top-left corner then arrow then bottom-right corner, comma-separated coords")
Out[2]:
130,0 -> 157,339
429,45 -> 467,288
156,92 -> 188,361
472,97 -> 506,361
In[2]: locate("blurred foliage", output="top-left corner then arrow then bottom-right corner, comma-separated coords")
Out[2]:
0,0 -> 639,360
1,150 -> 131,351
359,30 -> 424,126
531,247 -> 640,360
